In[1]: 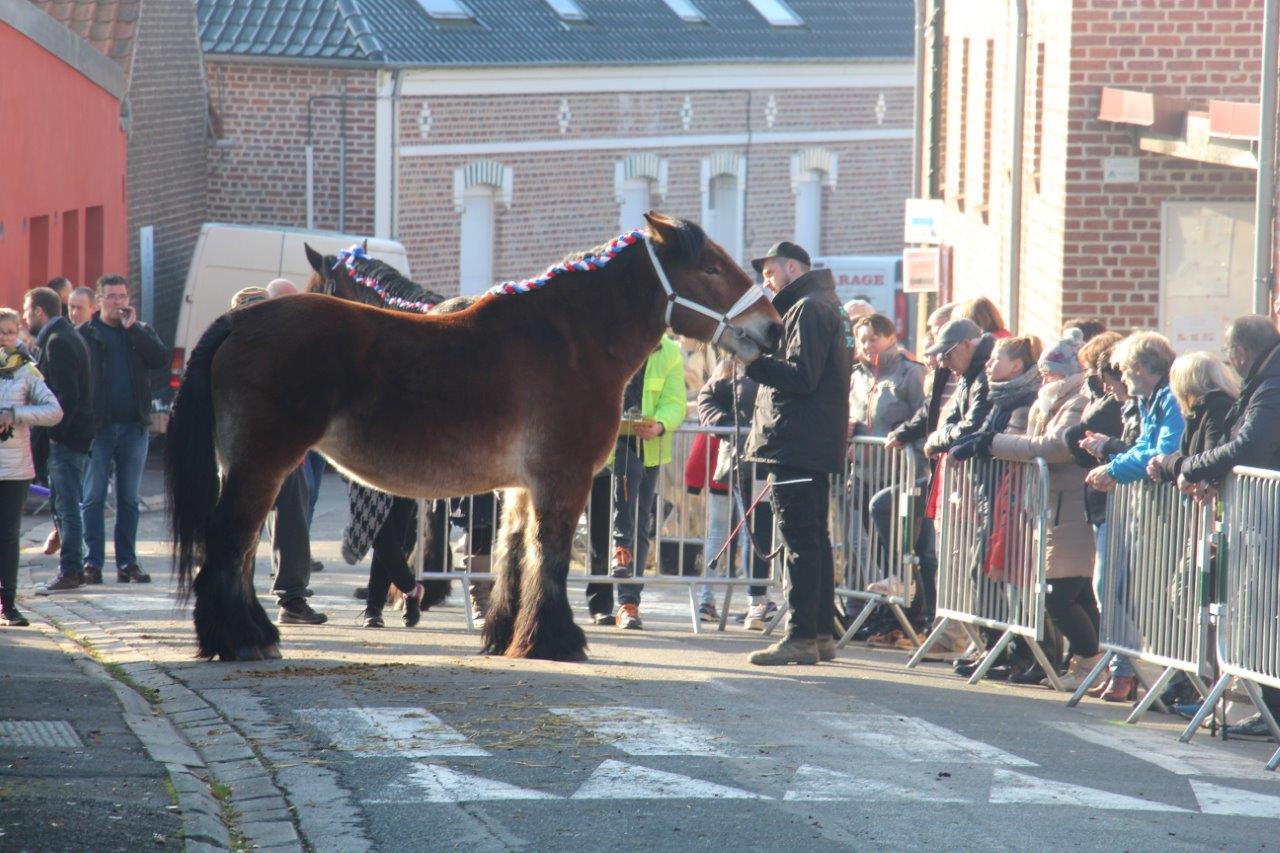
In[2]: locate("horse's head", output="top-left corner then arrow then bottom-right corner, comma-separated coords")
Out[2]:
305,241 -> 377,305
643,212 -> 782,363
305,241 -> 444,311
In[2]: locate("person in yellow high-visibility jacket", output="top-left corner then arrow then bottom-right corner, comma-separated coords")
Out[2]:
588,336 -> 685,631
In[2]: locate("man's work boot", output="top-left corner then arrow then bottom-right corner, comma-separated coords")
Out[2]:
818,636 -> 837,662
748,637 -> 819,666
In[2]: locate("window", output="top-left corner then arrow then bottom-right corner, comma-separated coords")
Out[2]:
982,39 -> 994,223
618,178 -> 651,233
793,173 -> 822,256
28,215 -> 49,289
1033,43 -> 1045,194
745,0 -> 803,27
660,0 -> 706,22
544,0 -> 586,21
707,176 -> 742,262
416,0 -> 473,21
62,209 -> 80,283
84,205 -> 104,284
958,39 -> 970,210
459,186 -> 494,296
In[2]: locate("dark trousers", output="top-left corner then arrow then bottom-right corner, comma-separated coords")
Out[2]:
266,465 -> 312,605
1264,685 -> 1280,717
302,451 -> 326,527
0,480 -> 30,608
367,496 -> 418,613
767,464 -> 835,640
587,470 -> 614,615
870,477 -> 938,627
614,448 -> 661,608
1045,576 -> 1101,658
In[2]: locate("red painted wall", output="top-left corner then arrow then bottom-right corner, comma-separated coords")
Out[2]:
0,21 -> 127,309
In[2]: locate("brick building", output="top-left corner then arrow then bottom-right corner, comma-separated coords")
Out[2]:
197,0 -> 915,298
916,0 -> 1270,348
29,0 -> 209,345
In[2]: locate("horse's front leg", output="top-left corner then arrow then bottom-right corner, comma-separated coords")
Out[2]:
506,480 -> 590,662
481,489 -> 528,655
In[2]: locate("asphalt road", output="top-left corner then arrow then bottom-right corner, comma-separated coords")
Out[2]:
17,467 -> 1280,851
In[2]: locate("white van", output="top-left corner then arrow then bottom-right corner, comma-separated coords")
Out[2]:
170,223 -> 411,389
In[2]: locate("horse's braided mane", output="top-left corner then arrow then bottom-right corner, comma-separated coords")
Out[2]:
561,218 -> 706,266
347,254 -> 446,309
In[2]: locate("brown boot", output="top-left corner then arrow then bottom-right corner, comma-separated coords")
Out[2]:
1102,675 -> 1138,702
1086,675 -> 1113,699
43,529 -> 60,555
748,637 -> 819,666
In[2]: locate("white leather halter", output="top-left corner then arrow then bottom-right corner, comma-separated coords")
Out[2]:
643,235 -> 766,347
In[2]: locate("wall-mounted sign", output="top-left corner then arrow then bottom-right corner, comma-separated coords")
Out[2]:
903,246 -> 944,294
903,198 -> 944,244
1103,156 -> 1140,183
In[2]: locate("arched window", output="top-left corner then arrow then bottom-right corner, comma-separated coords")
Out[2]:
701,151 -> 745,263
615,154 -> 668,232
790,148 -> 838,257
453,160 -> 513,295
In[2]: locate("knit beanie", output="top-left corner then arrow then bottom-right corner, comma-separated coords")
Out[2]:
1039,327 -> 1085,377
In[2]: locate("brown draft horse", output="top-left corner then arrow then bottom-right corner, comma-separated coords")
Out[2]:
166,212 -> 782,662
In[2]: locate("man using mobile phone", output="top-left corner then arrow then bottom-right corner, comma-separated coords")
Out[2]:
78,275 -> 169,584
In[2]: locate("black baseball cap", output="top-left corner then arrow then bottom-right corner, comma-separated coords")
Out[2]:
751,241 -> 811,274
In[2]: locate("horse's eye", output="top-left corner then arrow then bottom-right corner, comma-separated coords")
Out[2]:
704,266 -> 720,276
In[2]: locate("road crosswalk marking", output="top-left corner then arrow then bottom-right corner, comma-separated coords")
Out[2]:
783,764 -> 968,803
365,763 -> 559,803
550,706 -> 728,756
989,768 -> 1189,812
1190,780 -> 1280,818
1057,722 -> 1277,780
570,759 -> 766,800
297,707 -> 490,757
810,713 -> 1037,766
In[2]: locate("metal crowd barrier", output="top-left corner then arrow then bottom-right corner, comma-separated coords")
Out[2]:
907,454 -> 1061,689
831,437 -> 920,649
1180,467 -> 1280,770
412,421 -> 784,633
1065,479 -> 1214,721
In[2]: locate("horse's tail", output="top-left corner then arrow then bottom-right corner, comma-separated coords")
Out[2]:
166,314 -> 234,599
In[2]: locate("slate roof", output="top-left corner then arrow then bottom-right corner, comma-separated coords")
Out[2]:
196,0 -> 912,66
27,0 -> 140,69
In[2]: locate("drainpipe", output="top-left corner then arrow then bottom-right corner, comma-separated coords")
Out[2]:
911,0 -> 927,198
1254,0 -> 1279,315
1006,0 -> 1029,332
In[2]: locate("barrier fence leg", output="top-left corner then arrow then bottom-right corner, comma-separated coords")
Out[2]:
1125,665 -> 1177,724
1027,639 -> 1065,692
835,599 -> 878,649
687,585 -> 702,634
1187,674 -> 1211,700
1180,675 -> 1229,743
461,569 -> 476,632
961,623 -> 986,653
906,617 -> 951,669
1067,650 -> 1114,707
1238,680 -> 1280,750
1268,746 -> 1280,773
718,585 -> 733,633
888,603 -> 921,646
969,630 -> 1015,685
762,601 -> 789,636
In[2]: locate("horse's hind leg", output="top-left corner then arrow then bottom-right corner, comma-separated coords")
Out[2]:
506,477 -> 590,662
193,467 -> 285,661
481,489 -> 528,655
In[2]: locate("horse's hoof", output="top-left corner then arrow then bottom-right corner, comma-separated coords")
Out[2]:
262,643 -> 283,660
229,646 -> 271,661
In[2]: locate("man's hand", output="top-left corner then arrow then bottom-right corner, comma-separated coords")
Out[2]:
1078,431 -> 1111,459
633,421 -> 663,440
0,409 -> 14,429
885,436 -> 903,451
1085,465 -> 1116,492
1146,455 -> 1164,482
119,306 -> 137,329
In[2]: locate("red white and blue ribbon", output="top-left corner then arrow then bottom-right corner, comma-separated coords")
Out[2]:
488,229 -> 645,296
333,245 -> 436,313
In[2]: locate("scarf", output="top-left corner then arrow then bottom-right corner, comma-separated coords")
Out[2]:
986,364 -> 1042,406
0,347 -> 29,378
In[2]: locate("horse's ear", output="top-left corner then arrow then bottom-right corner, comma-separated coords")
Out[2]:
643,211 -> 679,246
304,243 -> 326,275
361,239 -> 369,253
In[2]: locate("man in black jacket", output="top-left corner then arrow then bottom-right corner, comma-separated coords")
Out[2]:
744,241 -> 853,665
1178,315 -> 1280,739
79,275 -> 169,584
24,288 -> 93,591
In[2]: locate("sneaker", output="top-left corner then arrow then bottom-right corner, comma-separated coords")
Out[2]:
83,564 -> 103,585
617,603 -> 642,630
748,637 -> 819,666
818,636 -> 837,662
953,657 -> 982,678
472,603 -> 486,627
117,564 -> 151,584
277,599 -> 328,625
1171,702 -> 1202,721
698,602 -> 719,623
44,574 -> 82,592
867,628 -> 904,649
403,583 -> 424,628
744,601 -> 778,631
310,560 -> 324,573
359,608 -> 384,628
43,529 -> 61,555
1225,713 -> 1278,740
610,546 -> 634,579
353,586 -> 369,600
590,612 -> 616,626
1,607 -> 30,627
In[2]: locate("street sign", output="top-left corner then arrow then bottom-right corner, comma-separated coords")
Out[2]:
903,246 -> 943,294
904,198 -> 944,244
